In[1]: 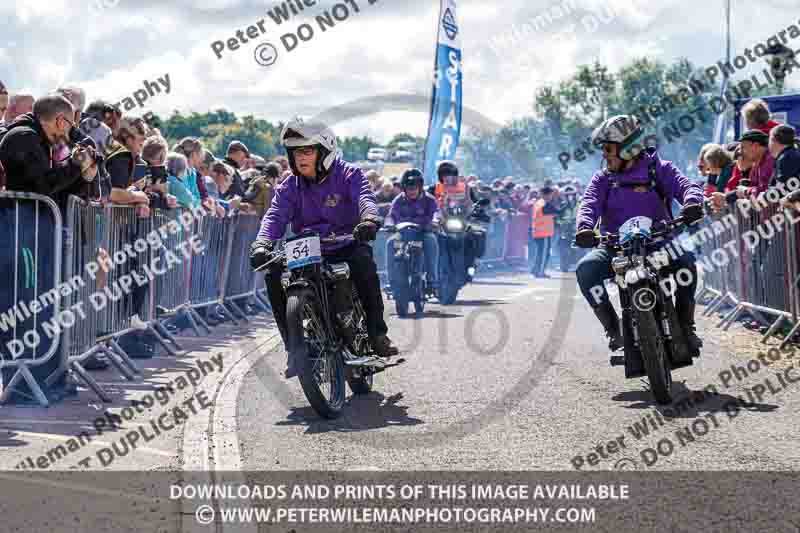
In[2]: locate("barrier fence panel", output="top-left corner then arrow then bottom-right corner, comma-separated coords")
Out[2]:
184,211 -> 229,333
222,213 -> 266,320
0,192 -> 64,406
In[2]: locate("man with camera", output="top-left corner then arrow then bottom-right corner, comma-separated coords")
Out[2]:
0,94 -> 98,208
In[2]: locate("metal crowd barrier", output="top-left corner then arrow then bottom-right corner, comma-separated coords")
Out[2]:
0,194 -> 277,405
697,197 -> 800,349
0,192 -> 64,406
222,213 -> 270,320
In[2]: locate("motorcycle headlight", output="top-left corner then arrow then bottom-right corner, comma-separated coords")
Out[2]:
611,257 -> 630,274
445,219 -> 465,232
624,269 -> 639,286
637,267 -> 649,281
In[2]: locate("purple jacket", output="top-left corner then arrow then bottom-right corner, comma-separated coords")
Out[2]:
385,192 -> 438,228
576,150 -> 703,234
257,158 -> 379,251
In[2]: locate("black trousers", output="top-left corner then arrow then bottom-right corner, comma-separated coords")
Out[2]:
265,243 -> 388,338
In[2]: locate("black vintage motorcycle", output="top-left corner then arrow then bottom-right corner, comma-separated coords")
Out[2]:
585,216 -> 696,404
437,198 -> 491,305
259,232 -> 405,419
384,222 -> 430,317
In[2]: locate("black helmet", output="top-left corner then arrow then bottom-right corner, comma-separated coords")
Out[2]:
401,168 -> 424,190
437,161 -> 459,182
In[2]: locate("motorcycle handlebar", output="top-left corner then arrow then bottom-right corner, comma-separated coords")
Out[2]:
574,216 -> 689,249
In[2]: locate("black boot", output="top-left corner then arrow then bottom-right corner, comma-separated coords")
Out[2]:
593,302 -> 623,352
676,300 -> 703,355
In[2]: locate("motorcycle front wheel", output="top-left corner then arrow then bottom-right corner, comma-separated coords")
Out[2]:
633,288 -> 673,404
286,287 -> 346,419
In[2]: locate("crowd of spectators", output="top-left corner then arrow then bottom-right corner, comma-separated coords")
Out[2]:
0,80 -> 288,222
700,98 -> 800,213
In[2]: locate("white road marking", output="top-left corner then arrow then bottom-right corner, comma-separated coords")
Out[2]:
180,333 -> 281,533
6,430 -> 173,458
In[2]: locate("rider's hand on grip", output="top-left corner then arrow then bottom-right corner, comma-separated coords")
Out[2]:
353,220 -> 379,243
575,229 -> 597,248
249,239 -> 275,270
680,203 -> 704,224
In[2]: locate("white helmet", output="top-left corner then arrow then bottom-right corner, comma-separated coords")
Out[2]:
280,117 -> 338,177
590,115 -> 645,161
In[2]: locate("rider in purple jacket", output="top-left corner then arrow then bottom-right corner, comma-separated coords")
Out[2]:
574,115 -> 705,370
384,168 -> 440,292
249,118 -> 398,377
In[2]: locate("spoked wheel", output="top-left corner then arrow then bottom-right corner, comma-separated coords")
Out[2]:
345,292 -> 373,395
633,288 -> 672,405
286,288 -> 346,419
392,260 -> 410,317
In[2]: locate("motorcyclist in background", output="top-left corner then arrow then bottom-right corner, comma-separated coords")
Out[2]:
249,118 -> 399,377
384,168 -> 440,293
434,161 -> 487,280
574,115 -> 705,356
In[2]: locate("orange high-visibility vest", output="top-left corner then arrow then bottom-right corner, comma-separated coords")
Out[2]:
435,181 -> 466,209
531,199 -> 555,238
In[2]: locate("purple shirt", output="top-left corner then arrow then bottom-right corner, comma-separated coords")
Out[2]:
576,150 -> 703,234
257,158 -> 378,252
385,192 -> 438,227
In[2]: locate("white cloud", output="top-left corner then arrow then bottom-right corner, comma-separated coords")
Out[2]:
1,0 -> 798,144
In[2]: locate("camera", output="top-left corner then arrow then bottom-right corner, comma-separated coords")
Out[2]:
147,165 -> 168,184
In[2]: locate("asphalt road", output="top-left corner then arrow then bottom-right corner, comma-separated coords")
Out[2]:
236,271 -> 800,472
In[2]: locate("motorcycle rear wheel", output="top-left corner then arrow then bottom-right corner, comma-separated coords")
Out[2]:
634,300 -> 673,405
286,288 -> 346,419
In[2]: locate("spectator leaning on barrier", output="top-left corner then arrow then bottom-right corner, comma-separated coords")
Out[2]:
107,116 -> 151,210
742,98 -> 781,135
0,94 -> 98,207
697,142 -> 718,179
166,152 -> 199,209
207,161 -> 241,213
738,129 -> 774,197
84,100 -> 122,137
174,137 -> 209,204
140,135 -> 177,210
197,148 -> 216,179
223,140 -> 249,198
5,94 -> 35,124
241,161 -> 279,219
710,144 -> 751,212
703,145 -> 735,196
769,124 -> 800,188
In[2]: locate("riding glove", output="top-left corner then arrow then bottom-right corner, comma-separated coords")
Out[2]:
249,239 -> 276,270
353,220 -> 379,242
574,229 -> 597,248
680,203 -> 704,224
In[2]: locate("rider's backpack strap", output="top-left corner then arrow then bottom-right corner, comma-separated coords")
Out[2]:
603,151 -> 672,219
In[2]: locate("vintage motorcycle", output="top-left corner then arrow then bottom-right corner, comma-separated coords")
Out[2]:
384,222 -> 430,318
437,198 -> 491,305
585,216 -> 697,404
259,232 -> 405,419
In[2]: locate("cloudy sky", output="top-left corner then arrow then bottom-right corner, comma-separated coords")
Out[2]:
1,0 -> 797,142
